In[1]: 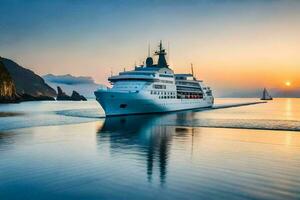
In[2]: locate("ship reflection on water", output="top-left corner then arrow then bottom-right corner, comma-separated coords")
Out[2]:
95,109 -> 300,200
96,113 -> 195,185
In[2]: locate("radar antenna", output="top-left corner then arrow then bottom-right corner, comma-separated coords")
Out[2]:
148,43 -> 150,57
167,41 -> 170,63
191,63 -> 196,80
191,63 -> 194,76
155,40 -> 168,68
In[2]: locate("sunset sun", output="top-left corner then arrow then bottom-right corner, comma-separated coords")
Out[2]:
285,81 -> 291,87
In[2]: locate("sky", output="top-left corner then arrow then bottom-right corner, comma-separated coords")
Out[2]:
1,0 -> 300,96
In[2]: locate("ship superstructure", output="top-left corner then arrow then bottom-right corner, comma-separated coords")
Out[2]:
94,41 -> 214,116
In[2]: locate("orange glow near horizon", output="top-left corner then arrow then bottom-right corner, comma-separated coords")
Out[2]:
2,0 -> 300,97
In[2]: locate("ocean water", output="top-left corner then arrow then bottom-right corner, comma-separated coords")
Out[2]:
0,98 -> 300,200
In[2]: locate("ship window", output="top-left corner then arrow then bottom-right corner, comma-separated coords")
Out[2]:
153,84 -> 166,89
160,80 -> 173,84
120,104 -> 127,108
120,72 -> 155,76
159,74 -> 174,78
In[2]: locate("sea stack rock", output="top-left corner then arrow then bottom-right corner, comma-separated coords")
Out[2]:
56,86 -> 72,100
0,58 -> 19,103
56,86 -> 87,101
71,91 -> 87,101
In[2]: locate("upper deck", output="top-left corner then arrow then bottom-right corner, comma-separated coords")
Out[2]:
108,65 -> 174,83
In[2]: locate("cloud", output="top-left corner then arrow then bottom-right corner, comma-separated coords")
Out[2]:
43,73 -> 106,98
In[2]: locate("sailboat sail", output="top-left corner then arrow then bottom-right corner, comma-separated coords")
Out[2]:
261,88 -> 272,100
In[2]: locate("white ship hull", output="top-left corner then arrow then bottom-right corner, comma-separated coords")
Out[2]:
95,90 -> 213,116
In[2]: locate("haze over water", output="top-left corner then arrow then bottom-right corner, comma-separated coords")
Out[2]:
1,99 -> 300,199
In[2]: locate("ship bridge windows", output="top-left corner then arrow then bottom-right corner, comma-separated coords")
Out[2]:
109,78 -> 155,83
119,72 -> 155,76
159,74 -> 174,78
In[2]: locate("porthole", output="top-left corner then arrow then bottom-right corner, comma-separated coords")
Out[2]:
120,104 -> 127,108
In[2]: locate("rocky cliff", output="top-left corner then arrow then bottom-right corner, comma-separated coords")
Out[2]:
71,91 -> 87,101
57,86 -> 87,101
0,58 -> 19,103
2,58 -> 56,97
56,86 -> 72,100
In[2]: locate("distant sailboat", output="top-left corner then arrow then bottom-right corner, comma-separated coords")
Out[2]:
261,88 -> 273,100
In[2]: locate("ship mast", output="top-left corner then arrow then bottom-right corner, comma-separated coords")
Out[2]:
155,40 -> 168,68
148,43 -> 150,57
191,63 -> 194,76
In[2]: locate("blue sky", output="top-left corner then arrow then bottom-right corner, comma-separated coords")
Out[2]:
1,0 -> 300,96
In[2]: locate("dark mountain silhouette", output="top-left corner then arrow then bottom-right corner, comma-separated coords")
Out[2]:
2,58 -> 56,97
0,58 -> 19,103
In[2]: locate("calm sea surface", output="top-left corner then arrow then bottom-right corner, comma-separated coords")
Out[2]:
0,98 -> 300,200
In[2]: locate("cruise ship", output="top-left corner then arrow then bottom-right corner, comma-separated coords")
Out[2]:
94,41 -> 214,116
